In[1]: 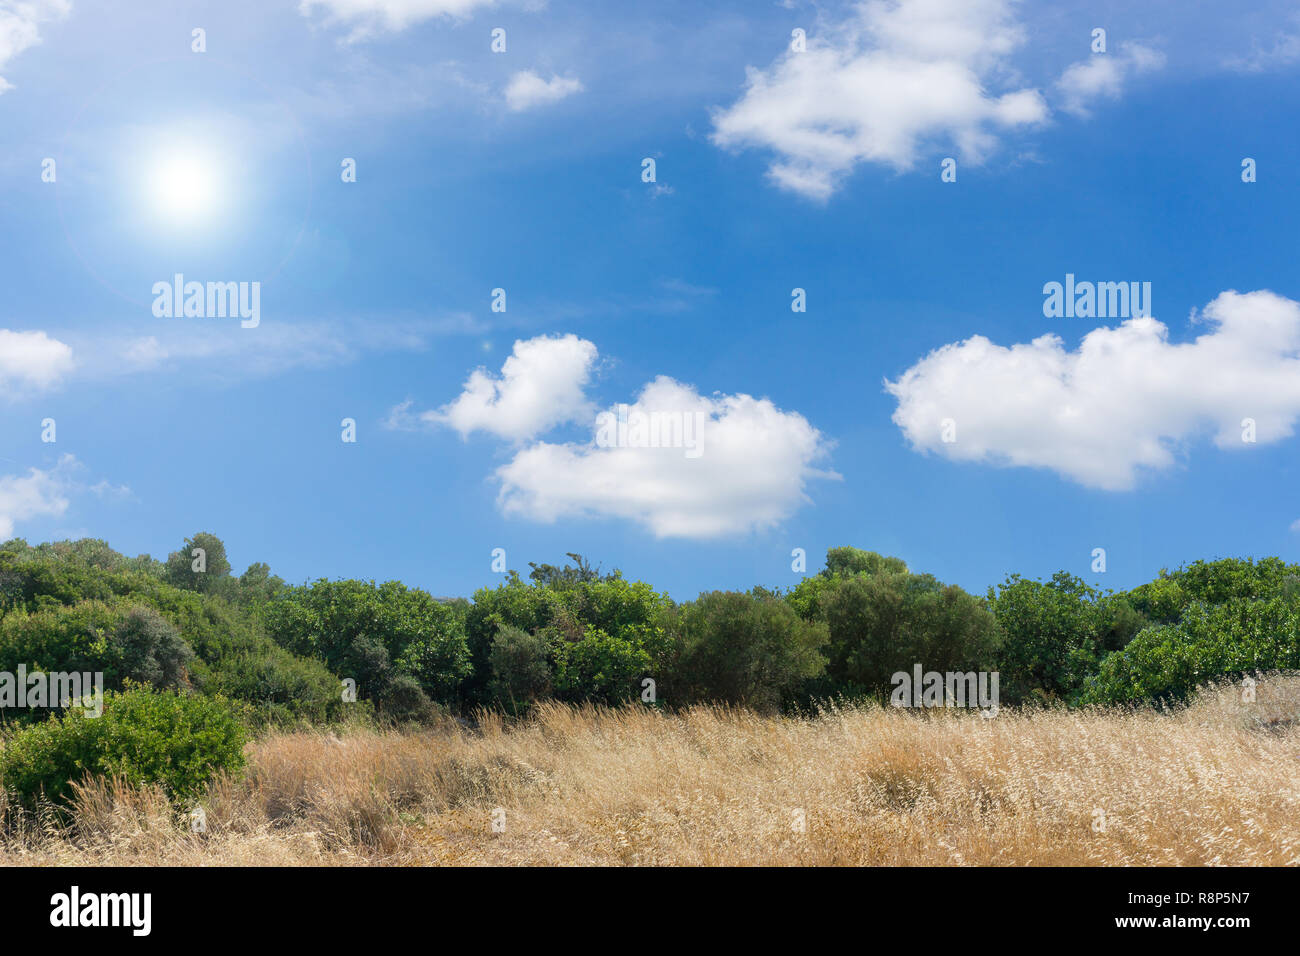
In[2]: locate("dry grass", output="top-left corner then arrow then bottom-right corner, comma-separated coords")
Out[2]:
2,677 -> 1299,866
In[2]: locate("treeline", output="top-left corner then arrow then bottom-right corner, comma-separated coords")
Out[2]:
2,534 -> 1299,724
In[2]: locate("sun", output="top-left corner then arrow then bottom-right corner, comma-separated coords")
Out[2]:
149,152 -> 219,224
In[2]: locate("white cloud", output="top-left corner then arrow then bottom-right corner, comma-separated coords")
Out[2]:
0,0 -> 68,93
496,376 -> 835,538
427,333 -> 597,440
299,0 -> 497,39
1290,518 -> 1300,534
0,454 -> 76,539
0,329 -> 74,394
419,334 -> 835,538
710,0 -> 1048,200
886,290 -> 1300,491
1056,42 -> 1165,117
504,70 -> 583,111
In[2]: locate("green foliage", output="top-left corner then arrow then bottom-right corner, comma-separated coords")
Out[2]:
260,578 -> 471,705
671,591 -> 827,712
376,674 -> 437,723
164,532 -> 234,597
987,572 -> 1145,705
488,624 -> 553,710
553,627 -> 650,704
4,534 -> 1298,720
0,601 -> 194,701
527,553 -> 615,589
0,539 -> 343,723
113,607 -> 194,689
464,567 -> 671,707
0,686 -> 246,807
824,547 -> 908,579
197,646 -> 342,726
1082,594 -> 1300,704
818,570 -> 999,698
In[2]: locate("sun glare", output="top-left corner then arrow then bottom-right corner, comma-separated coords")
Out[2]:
149,153 -> 219,224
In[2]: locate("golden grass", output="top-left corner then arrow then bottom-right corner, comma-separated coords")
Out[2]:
2,677 -> 1298,866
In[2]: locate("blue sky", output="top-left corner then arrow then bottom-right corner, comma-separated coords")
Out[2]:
2,0 -> 1299,602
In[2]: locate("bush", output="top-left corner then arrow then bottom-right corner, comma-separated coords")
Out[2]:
553,627 -> 649,704
988,572 -> 1143,705
672,591 -> 827,711
197,645 -> 342,726
113,606 -> 194,689
819,571 -> 998,699
260,578 -> 471,706
489,624 -> 553,709
0,601 -> 195,700
1081,596 -> 1300,704
0,686 -> 247,808
376,674 -> 437,722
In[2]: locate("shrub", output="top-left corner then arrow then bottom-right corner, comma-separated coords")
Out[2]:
819,571 -> 998,699
197,646 -> 342,726
672,591 -> 827,711
0,686 -> 247,808
1081,596 -> 1300,704
0,601 -> 195,699
488,624 -> 553,708
377,674 -> 436,722
260,578 -> 471,706
113,606 -> 194,688
988,572 -> 1143,705
553,627 -> 649,704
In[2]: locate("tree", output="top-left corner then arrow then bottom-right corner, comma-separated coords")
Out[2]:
553,627 -> 649,704
672,591 -> 827,712
488,624 -> 553,709
820,570 -> 998,698
988,572 -> 1144,705
164,532 -> 233,596
527,553 -> 617,589
112,606 -> 194,689
259,579 -> 471,706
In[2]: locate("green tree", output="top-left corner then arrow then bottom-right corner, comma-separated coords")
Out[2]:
260,579 -> 471,706
671,591 -> 827,712
164,532 -> 234,596
488,624 -> 553,710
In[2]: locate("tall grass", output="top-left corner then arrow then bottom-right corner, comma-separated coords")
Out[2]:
2,676 -> 1298,865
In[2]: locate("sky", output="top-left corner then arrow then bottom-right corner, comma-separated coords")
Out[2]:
1,0 -> 1299,603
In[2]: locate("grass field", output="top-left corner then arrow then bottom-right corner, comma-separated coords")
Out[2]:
3,677 -> 1298,866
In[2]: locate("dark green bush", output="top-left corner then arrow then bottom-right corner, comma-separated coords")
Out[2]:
489,624 -> 553,709
671,591 -> 827,711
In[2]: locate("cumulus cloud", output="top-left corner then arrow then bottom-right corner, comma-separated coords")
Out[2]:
886,290 -> 1300,491
1056,42 -> 1165,117
504,70 -> 583,111
299,0 -> 496,39
0,329 -> 74,394
426,333 -> 597,440
496,376 -> 835,538
710,0 -> 1048,200
0,455 -> 79,539
0,0 -> 68,93
417,334 -> 835,538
